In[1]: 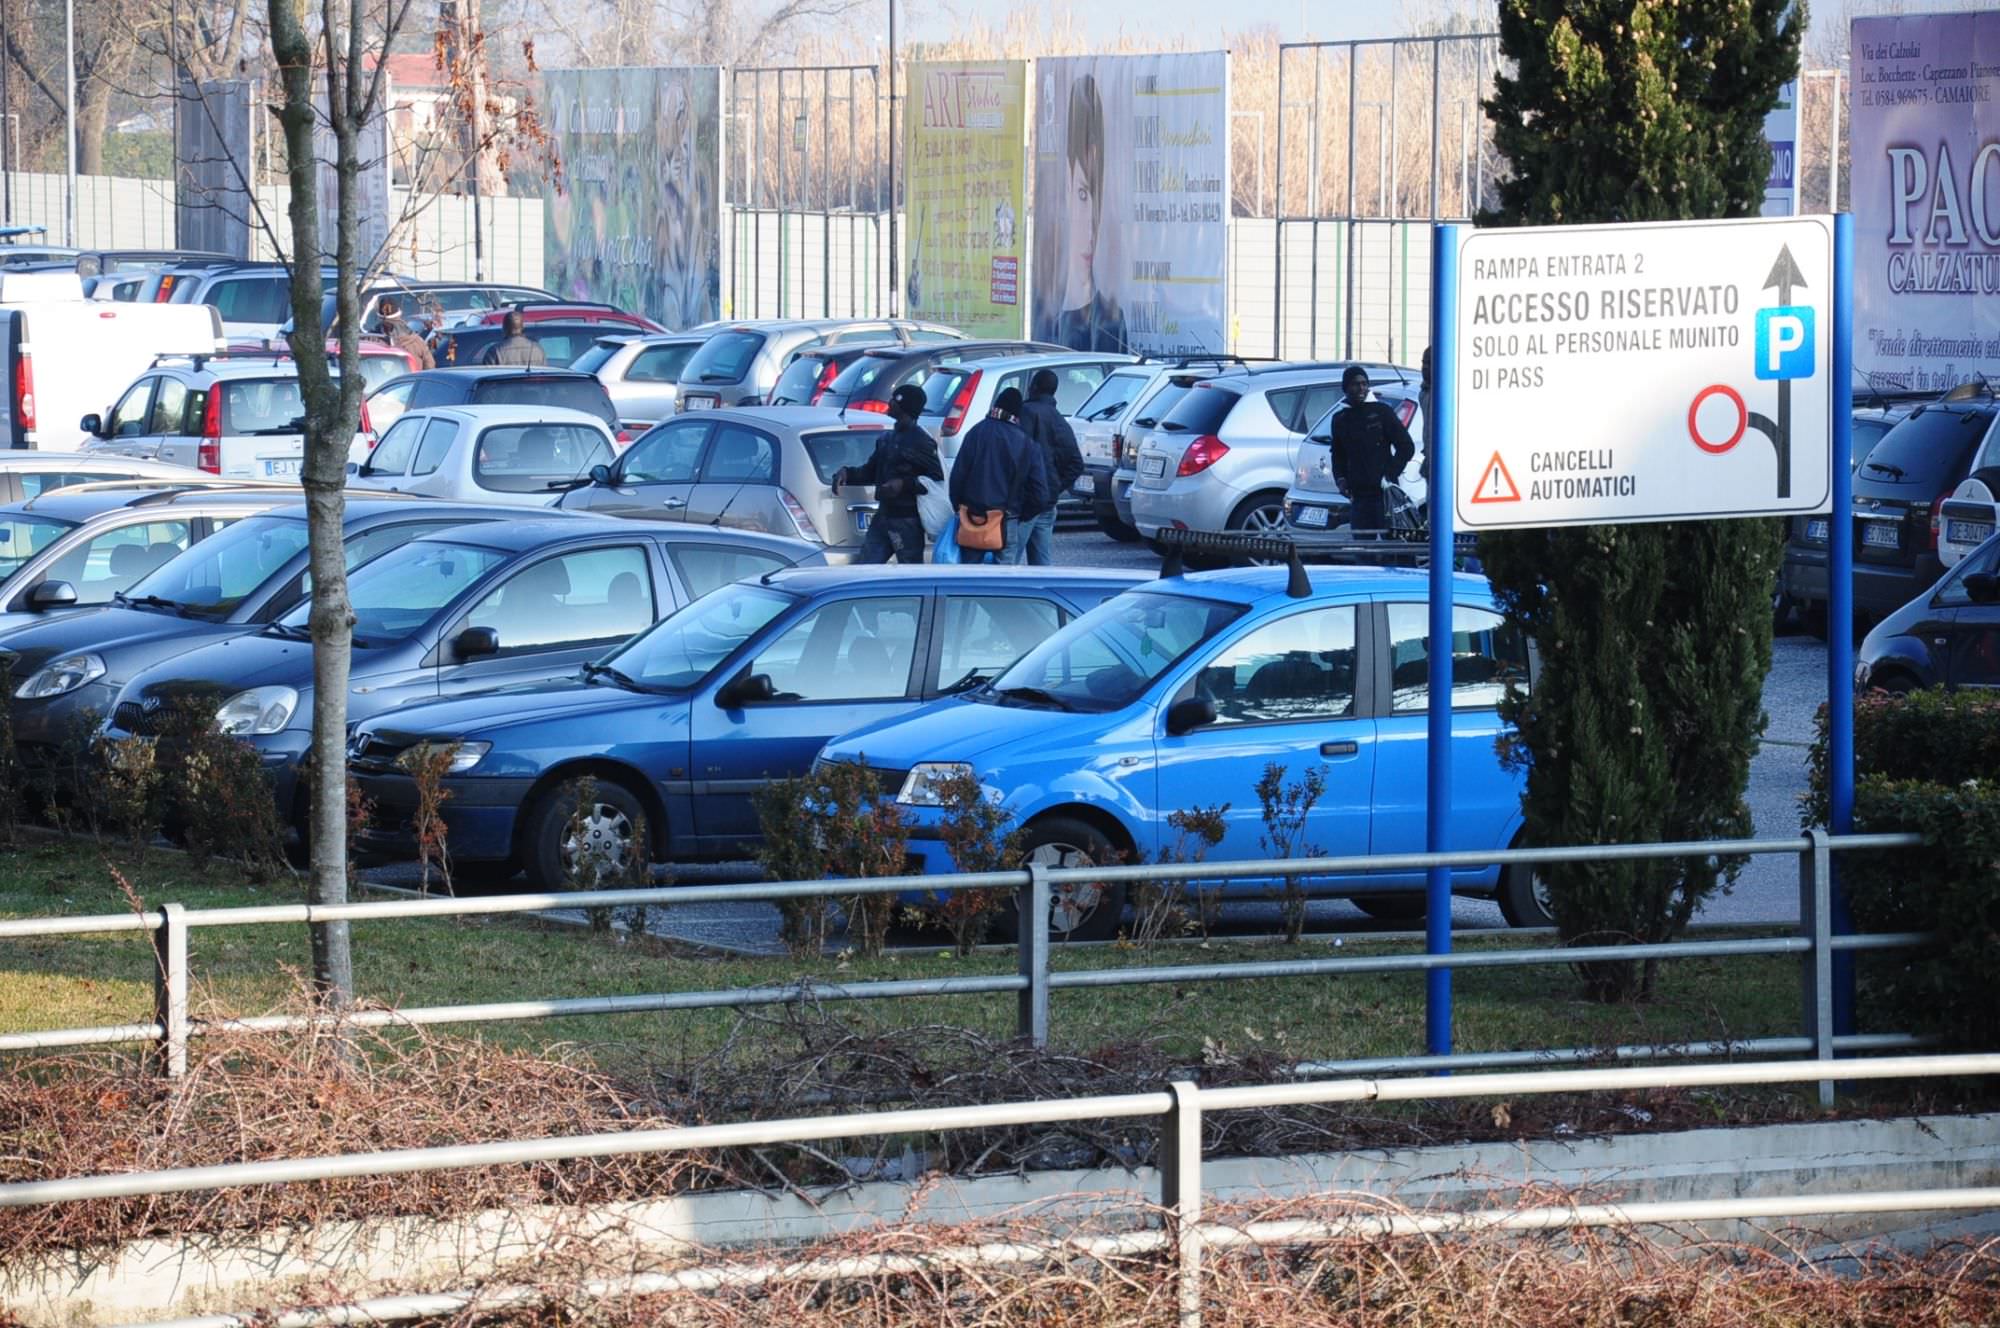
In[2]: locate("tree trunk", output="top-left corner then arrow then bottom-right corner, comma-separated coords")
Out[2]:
75,74 -> 110,177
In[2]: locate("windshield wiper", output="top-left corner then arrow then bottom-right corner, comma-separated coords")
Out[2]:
992,685 -> 1074,712
699,372 -> 735,383
1863,460 -> 1906,479
545,476 -> 592,492
264,621 -> 312,640
581,661 -> 652,693
941,668 -> 996,695
115,592 -> 192,616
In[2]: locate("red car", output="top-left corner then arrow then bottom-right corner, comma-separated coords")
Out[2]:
472,302 -> 663,333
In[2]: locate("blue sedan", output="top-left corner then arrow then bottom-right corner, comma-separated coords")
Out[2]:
817,566 -> 1540,940
346,566 -> 1144,885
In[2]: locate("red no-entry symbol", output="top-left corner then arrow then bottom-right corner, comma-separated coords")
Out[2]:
1688,384 -> 1748,454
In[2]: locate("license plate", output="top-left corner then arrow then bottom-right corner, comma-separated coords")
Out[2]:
853,509 -> 872,533
1806,519 -> 1830,541
1140,455 -> 1166,478
1293,505 -> 1329,528
1073,474 -> 1094,495
262,458 -> 302,478
1863,522 -> 1901,550
684,395 -> 718,411
1947,518 -> 1995,546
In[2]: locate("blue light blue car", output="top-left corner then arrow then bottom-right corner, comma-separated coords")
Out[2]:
817,566 -> 1541,940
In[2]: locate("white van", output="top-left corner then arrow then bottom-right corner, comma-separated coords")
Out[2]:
0,298 -> 226,450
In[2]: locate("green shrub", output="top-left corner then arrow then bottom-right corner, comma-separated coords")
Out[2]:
753,760 -> 910,959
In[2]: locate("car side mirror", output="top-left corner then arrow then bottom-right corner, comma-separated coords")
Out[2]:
716,669 -> 777,708
1165,695 -> 1217,735
28,580 -> 78,611
79,413 -> 104,437
453,625 -> 500,660
1966,571 -> 1999,604
588,463 -> 613,486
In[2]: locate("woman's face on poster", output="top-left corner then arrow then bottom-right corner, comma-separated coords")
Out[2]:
1063,155 -> 1096,309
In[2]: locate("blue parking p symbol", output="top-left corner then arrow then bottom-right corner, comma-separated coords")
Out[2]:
1755,306 -> 1814,381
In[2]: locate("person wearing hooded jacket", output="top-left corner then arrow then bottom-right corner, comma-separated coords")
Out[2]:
835,384 -> 944,564
948,387 -> 1048,565
1329,364 -> 1416,534
1017,368 -> 1085,565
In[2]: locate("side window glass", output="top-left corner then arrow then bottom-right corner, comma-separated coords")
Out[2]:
108,379 -> 155,437
1055,365 -> 1106,413
699,426 -> 777,485
750,595 -> 922,702
1937,539 -> 2000,607
669,545 -> 793,601
43,520 -> 192,603
621,421 -> 710,484
408,378 -> 457,409
463,545 -> 655,654
934,595 -> 1063,693
1297,384 -> 1345,429
1386,603 -> 1533,713
410,418 -> 459,476
149,379 -> 190,434
630,344 -> 693,382
1190,606 -> 1358,725
367,417 -> 423,475
1265,388 -> 1306,433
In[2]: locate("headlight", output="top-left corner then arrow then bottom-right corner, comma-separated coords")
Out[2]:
897,761 -> 975,806
16,654 -> 106,699
214,686 -> 299,736
443,741 -> 491,774
393,740 -> 491,775
1854,659 -> 1872,688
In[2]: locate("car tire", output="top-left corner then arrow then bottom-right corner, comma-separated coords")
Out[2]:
1498,861 -> 1555,929
1097,509 -> 1141,543
1225,491 -> 1289,539
522,775 -> 647,890
1353,894 -> 1426,922
1871,670 -> 1920,696
1002,816 -> 1127,943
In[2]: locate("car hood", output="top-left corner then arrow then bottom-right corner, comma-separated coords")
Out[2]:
0,606 -> 248,678
360,678 -> 662,743
821,693 -> 1087,769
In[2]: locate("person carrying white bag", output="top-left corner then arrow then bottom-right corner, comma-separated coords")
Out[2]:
833,384 -> 946,565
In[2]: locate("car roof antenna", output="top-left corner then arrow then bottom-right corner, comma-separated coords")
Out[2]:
1159,537 -> 1186,580
1285,544 -> 1311,599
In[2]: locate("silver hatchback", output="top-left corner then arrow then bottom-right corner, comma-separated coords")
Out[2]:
675,319 -> 965,413
1127,362 -> 1415,543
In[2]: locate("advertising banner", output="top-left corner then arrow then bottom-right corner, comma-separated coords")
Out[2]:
175,78 -> 254,259
1030,52 -> 1229,355
1760,80 -> 1798,217
543,67 -> 722,331
904,61 -> 1027,339
313,85 -> 392,268
1850,13 -> 2000,390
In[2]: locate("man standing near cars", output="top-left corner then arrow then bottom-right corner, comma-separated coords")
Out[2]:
377,297 -> 435,370
835,385 -> 943,565
483,310 -> 548,366
950,387 -> 1049,565
1330,365 -> 1416,535
1017,368 -> 1085,565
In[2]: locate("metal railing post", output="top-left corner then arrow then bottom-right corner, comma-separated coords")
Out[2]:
1016,866 -> 1050,1048
1160,1079 -> 1205,1328
151,902 -> 188,1079
1798,828 -> 1834,1106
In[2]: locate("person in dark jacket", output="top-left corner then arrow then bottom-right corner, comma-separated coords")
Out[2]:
1330,365 -> 1416,534
1017,368 -> 1085,565
1417,347 -> 1433,486
835,384 -> 944,564
948,387 -> 1048,565
483,310 -> 547,366
376,297 -> 435,370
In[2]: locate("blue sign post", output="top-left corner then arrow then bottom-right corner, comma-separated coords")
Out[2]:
1829,212 -> 1857,1035
1425,223 -> 1461,1059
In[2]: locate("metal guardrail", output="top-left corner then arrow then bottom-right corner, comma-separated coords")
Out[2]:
0,830 -> 1927,1103
11,1051 -> 1997,1328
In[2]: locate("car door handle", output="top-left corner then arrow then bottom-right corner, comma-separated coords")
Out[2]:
1320,740 -> 1359,757
660,497 -> 686,510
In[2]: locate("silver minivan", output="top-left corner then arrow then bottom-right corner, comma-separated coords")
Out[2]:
571,333 -> 709,427
674,319 -> 965,413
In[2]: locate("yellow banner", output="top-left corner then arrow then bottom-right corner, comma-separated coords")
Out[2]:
904,61 -> 1027,339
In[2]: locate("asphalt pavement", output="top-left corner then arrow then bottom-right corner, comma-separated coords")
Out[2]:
366,519 -> 1830,951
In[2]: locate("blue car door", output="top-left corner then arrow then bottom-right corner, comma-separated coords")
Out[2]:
1369,600 -> 1532,885
689,590 -> 930,848
1152,600 -> 1376,893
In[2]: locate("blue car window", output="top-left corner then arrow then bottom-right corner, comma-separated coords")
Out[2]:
1194,606 -> 1358,724
752,595 -> 922,702
669,544 -> 794,600
282,539 -> 508,643
934,594 -> 1063,693
132,514 -> 310,616
462,545 -> 654,654
991,590 -> 1245,712
1936,538 -> 2000,607
603,582 -> 795,689
1386,603 -> 1532,713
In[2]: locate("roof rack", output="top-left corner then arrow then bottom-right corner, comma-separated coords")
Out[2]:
28,478 -> 294,503
1155,528 -> 1312,597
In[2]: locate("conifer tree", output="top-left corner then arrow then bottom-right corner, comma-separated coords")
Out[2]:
1478,0 -> 1803,1001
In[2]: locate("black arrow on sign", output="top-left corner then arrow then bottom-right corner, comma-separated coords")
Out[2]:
1760,244 -> 1808,500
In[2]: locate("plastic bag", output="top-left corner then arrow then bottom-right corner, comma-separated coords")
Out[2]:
931,512 -> 963,563
915,479 -> 953,539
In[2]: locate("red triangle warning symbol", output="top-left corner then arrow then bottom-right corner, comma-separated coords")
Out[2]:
1469,452 -> 1521,503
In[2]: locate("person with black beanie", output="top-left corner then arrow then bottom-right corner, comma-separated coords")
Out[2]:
836,383 -> 944,564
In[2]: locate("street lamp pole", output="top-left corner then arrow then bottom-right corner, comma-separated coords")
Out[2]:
885,0 -> 898,317
65,0 -> 78,244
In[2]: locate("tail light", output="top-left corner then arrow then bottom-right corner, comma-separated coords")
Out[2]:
154,275 -> 176,302
1177,434 -> 1230,477
779,488 -> 821,541
810,359 -> 841,404
197,389 -> 223,473
358,398 -> 374,437
615,428 -> 637,446
1929,493 -> 1948,550
941,370 -> 982,437
851,398 -> 890,414
1396,399 -> 1418,427
15,351 -> 35,432
1112,433 -> 1125,466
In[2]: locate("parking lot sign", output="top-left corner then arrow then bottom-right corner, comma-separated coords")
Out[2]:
1756,307 -> 1815,380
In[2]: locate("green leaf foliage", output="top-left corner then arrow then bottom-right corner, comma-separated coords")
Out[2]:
1478,0 -> 1801,1001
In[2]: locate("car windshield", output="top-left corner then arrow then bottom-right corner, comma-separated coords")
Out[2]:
355,356 -> 408,394
0,515 -> 77,584
822,351 -> 903,406
1157,383 -> 1240,435
220,377 -> 309,435
473,423 -> 615,493
567,341 -> 624,375
770,356 -> 834,405
801,427 -> 892,483
681,330 -> 765,384
127,514 -> 310,618
1075,370 -> 1151,423
471,378 -> 617,429
598,582 -> 796,690
987,590 -> 1245,712
1857,407 -> 1991,488
278,539 -> 507,645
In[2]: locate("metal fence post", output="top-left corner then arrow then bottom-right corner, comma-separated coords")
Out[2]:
1016,866 -> 1050,1048
1798,828 -> 1834,1106
1160,1079 -> 1205,1328
151,903 -> 188,1079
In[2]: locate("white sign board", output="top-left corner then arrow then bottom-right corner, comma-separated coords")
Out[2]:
1760,80 -> 1798,218
1451,216 -> 1835,531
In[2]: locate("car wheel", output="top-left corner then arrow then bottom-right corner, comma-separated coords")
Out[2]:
1353,894 -> 1426,922
1498,861 -> 1555,929
1225,491 -> 1288,538
523,776 -> 647,889
1007,816 -> 1126,943
1097,510 -> 1141,543
1871,670 -> 1919,696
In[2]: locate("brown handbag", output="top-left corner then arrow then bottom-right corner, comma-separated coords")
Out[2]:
956,506 -> 1006,552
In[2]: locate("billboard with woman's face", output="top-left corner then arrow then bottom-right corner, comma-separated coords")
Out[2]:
1030,53 -> 1229,356
542,67 -> 721,331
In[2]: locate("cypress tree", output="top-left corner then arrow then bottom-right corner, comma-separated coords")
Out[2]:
1478,0 -> 1803,1001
